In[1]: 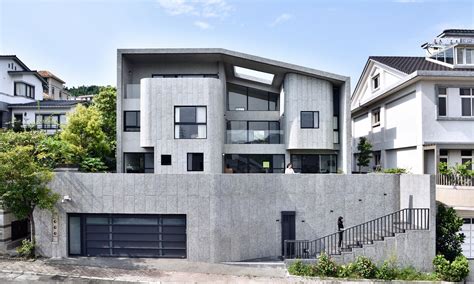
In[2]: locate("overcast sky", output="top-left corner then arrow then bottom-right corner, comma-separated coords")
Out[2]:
1,0 -> 473,89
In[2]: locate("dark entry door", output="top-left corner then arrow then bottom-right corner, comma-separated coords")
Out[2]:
281,211 -> 295,257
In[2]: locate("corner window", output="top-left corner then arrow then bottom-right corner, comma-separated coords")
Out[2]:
301,111 -> 319,129
124,111 -> 140,132
372,74 -> 380,90
460,88 -> 474,117
14,82 -> 35,99
438,87 -> 447,117
124,153 -> 154,173
174,106 -> 206,139
371,109 -> 380,127
187,153 -> 203,172
161,155 -> 172,166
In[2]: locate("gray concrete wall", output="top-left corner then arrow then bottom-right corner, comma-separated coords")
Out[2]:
35,173 -> 435,265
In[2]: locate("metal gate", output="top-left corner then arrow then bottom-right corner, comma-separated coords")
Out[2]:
68,214 -> 186,258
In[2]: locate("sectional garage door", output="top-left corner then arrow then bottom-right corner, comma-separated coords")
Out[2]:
68,214 -> 186,258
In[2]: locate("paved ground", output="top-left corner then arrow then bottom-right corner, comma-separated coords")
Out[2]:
0,257 -> 309,283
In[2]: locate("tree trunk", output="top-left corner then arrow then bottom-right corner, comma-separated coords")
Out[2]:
28,212 -> 35,244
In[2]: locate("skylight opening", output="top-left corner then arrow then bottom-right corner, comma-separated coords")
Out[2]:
234,66 -> 275,85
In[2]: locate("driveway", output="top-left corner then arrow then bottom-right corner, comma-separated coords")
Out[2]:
0,257 -> 301,283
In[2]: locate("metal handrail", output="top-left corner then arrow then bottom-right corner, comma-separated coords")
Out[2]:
283,208 -> 430,259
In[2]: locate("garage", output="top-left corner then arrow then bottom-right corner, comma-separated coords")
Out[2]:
68,214 -> 186,258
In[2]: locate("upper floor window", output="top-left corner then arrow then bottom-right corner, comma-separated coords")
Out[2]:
301,111 -> 319,129
14,82 -> 34,99
460,88 -> 474,117
226,121 -> 281,144
372,74 -> 380,90
174,106 -> 206,139
438,87 -> 447,117
431,47 -> 454,64
124,111 -> 140,132
456,48 -> 474,65
51,87 -> 55,95
371,109 -> 380,127
227,83 -> 279,111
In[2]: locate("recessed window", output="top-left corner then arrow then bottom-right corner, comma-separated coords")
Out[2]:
124,153 -> 154,173
227,83 -> 279,111
224,154 -> 285,173
14,82 -> 34,99
233,66 -> 274,85
438,87 -> 447,117
290,154 -> 337,174
124,111 -> 140,132
372,109 -> 380,127
226,121 -> 281,144
161,155 -> 172,166
372,74 -> 380,90
301,111 -> 319,129
174,106 -> 207,139
460,88 -> 473,117
187,153 -> 204,172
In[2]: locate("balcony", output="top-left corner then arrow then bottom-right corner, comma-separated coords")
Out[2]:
437,174 -> 474,189
226,129 -> 283,144
125,84 -> 140,99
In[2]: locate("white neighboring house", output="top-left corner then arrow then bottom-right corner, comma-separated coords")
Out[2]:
351,29 -> 474,175
0,55 -> 82,133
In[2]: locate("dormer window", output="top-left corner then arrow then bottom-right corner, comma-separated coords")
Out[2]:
456,47 -> 474,65
372,74 -> 380,91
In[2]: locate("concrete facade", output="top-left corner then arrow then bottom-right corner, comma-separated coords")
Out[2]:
117,48 -> 351,175
34,173 -> 435,269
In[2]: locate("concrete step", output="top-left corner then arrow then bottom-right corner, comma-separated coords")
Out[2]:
223,261 -> 286,269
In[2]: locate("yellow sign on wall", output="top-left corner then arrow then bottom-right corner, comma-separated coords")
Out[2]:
263,161 -> 270,168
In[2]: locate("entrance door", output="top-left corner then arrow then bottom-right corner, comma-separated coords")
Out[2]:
281,211 -> 295,257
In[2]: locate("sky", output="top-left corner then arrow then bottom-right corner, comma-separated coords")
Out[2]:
0,0 -> 473,90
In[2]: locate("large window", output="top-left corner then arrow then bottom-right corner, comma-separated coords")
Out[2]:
291,154 -> 337,173
187,153 -> 204,172
124,153 -> 154,173
226,121 -> 281,144
35,113 -> 66,129
14,82 -> 34,99
438,87 -> 447,117
456,48 -> 474,65
301,111 -> 319,129
174,106 -> 206,139
461,88 -> 474,117
224,154 -> 285,173
227,84 -> 279,111
124,111 -> 140,132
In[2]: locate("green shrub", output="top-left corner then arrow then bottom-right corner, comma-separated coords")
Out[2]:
287,260 -> 314,277
382,168 -> 407,174
17,239 -> 35,259
433,254 -> 469,282
80,157 -> 107,172
436,202 -> 465,261
337,263 -> 356,278
352,256 -> 377,279
314,252 -> 339,277
375,260 -> 398,280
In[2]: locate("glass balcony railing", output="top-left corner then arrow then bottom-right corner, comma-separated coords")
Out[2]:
226,130 -> 283,144
125,84 -> 140,99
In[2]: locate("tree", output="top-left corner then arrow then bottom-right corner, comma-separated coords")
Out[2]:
60,104 -> 111,168
357,137 -> 372,172
0,145 -> 59,246
92,86 -> 116,170
436,202 -> 465,261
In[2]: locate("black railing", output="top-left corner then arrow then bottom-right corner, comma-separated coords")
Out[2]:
284,208 -> 430,259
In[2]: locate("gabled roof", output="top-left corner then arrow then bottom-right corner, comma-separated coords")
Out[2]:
38,70 -> 66,84
8,100 -> 84,109
368,56 -> 473,74
1,55 -> 48,86
0,55 -> 31,71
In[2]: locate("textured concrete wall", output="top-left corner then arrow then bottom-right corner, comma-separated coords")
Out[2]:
35,173 -> 434,265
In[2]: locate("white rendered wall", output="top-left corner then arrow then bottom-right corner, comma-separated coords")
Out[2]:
0,58 -> 43,103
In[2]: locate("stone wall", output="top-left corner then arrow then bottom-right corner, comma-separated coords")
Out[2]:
34,173 -> 435,267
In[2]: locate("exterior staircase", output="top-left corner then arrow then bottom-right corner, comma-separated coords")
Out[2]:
283,208 -> 430,260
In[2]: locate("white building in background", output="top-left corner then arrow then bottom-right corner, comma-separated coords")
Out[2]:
351,29 -> 474,175
38,70 -> 71,100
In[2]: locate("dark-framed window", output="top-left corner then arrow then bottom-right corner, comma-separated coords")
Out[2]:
161,155 -> 172,166
226,120 -> 281,144
124,153 -> 154,173
224,154 -> 285,173
35,113 -> 66,129
124,111 -> 140,132
291,154 -> 337,173
227,83 -> 279,111
460,88 -> 474,117
301,111 -> 319,129
187,153 -> 204,171
372,109 -> 380,127
372,74 -> 380,90
438,87 -> 447,117
14,82 -> 35,99
174,106 -> 207,139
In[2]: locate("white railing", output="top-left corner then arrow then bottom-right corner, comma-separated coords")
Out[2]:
437,174 -> 474,187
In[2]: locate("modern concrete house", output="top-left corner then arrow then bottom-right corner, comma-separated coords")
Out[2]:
117,48 -> 351,175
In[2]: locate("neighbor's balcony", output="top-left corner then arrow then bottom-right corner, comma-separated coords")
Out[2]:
226,129 -> 283,144
125,84 -> 140,99
437,174 -> 474,189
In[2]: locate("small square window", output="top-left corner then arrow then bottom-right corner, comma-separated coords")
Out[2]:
187,153 -> 204,172
440,149 -> 448,156
301,111 -> 319,129
161,155 -> 172,166
461,150 -> 472,157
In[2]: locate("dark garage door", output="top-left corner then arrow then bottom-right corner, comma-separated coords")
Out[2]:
68,214 -> 186,258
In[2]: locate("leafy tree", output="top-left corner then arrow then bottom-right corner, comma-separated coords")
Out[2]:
436,202 -> 465,261
65,85 -> 101,97
60,104 -> 111,167
92,86 -> 116,170
0,145 -> 59,246
357,137 -> 372,172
